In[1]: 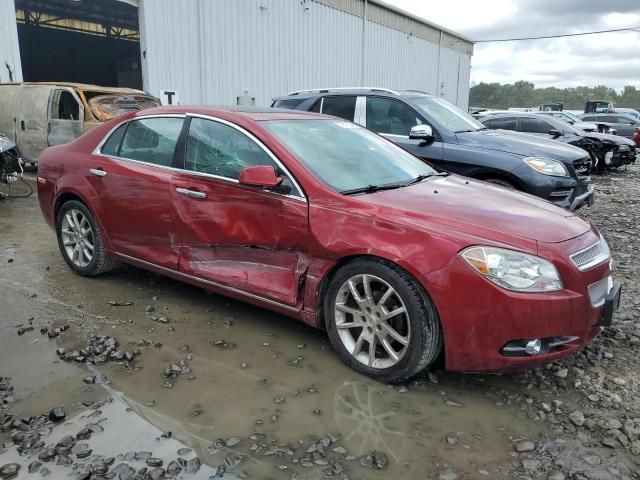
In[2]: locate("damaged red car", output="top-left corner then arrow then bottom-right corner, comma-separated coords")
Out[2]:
37,106 -> 621,383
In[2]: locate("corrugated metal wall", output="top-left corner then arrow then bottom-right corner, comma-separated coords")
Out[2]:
0,0 -> 23,84
139,0 -> 472,109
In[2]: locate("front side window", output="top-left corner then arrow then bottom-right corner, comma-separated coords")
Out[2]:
411,96 -> 485,133
520,117 -> 553,134
366,97 -> 422,136
320,96 -> 356,121
186,117 -> 279,180
119,117 -> 184,166
263,119 -> 437,193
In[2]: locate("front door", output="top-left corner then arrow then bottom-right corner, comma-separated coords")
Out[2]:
47,88 -> 84,146
170,115 -> 309,307
88,116 -> 184,268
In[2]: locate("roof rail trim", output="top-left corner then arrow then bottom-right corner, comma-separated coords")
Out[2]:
287,87 -> 400,96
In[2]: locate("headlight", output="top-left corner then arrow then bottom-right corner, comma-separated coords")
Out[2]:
460,246 -> 563,292
618,145 -> 630,152
523,157 -> 569,177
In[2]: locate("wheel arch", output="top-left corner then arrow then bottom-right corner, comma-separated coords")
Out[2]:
472,170 -> 528,191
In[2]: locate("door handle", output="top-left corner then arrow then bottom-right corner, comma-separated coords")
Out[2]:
20,120 -> 25,131
176,187 -> 206,199
89,168 -> 107,177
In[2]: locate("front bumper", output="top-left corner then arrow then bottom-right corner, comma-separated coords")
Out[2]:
425,234 -> 618,372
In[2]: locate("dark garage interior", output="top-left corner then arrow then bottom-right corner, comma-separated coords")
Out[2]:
15,0 -> 142,89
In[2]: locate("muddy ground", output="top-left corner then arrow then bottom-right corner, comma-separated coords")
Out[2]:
1,165 -> 639,480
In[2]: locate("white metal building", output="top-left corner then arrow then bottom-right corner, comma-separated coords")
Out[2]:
0,0 -> 473,110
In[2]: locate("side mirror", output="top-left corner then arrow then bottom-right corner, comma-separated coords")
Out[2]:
239,165 -> 283,189
567,120 -> 575,125
409,124 -> 433,140
548,129 -> 563,138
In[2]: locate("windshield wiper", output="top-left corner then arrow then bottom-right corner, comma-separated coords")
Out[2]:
341,183 -> 406,195
342,173 -> 450,195
403,172 -> 449,186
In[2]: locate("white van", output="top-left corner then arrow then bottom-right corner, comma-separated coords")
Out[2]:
0,82 -> 160,165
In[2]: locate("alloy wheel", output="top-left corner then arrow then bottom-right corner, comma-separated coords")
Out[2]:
334,274 -> 410,369
60,208 -> 94,268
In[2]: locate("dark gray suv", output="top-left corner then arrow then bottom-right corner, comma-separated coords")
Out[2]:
272,88 -> 594,210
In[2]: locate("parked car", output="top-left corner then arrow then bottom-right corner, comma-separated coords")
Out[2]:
534,111 -> 602,133
615,108 -> 640,121
272,88 -> 594,210
0,82 -> 161,165
37,106 -> 620,382
480,113 -> 637,172
579,113 -> 640,139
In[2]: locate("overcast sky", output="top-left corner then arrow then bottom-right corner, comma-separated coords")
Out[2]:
385,0 -> 640,90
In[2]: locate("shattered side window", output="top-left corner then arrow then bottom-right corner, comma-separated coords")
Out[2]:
185,118 -> 278,180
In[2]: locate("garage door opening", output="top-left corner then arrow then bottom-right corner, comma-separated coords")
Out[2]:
15,0 -> 141,89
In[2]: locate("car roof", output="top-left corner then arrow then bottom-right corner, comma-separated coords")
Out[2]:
132,105 -> 328,121
273,88 -> 432,101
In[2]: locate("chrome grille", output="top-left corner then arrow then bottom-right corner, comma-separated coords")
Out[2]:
588,276 -> 613,307
570,240 -> 609,271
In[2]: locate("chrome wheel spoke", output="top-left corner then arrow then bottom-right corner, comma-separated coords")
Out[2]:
380,337 -> 399,362
368,335 -> 377,367
383,305 -> 406,321
381,322 -> 409,346
348,279 -> 365,305
353,333 -> 366,356
336,302 -> 364,317
362,275 -> 374,303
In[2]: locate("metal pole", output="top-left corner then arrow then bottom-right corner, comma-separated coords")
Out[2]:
435,30 -> 442,96
361,0 -> 367,85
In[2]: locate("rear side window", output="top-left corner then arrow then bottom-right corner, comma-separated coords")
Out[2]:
100,123 -> 127,156
520,117 -> 552,134
119,117 -> 184,167
366,97 -> 422,136
321,96 -> 356,121
487,117 -> 517,131
273,99 -> 306,110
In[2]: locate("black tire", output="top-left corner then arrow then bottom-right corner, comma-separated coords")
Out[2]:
484,177 -> 517,190
324,258 -> 443,384
56,200 -> 115,277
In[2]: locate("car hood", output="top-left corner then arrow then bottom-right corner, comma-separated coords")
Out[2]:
358,175 -> 591,244
456,130 -> 588,162
574,121 -> 598,131
583,132 -> 636,145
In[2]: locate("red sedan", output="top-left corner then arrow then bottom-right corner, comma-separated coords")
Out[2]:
37,107 -> 621,383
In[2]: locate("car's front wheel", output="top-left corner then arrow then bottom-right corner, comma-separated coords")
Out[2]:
324,258 -> 443,384
56,200 -> 115,277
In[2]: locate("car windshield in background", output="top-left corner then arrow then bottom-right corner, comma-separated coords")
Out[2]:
262,120 -> 437,193
411,96 -> 485,133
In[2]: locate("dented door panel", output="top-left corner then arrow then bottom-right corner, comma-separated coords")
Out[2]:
170,172 -> 309,306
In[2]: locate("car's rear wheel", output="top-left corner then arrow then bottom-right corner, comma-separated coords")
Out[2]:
56,200 -> 115,277
324,258 -> 442,384
484,177 -> 516,190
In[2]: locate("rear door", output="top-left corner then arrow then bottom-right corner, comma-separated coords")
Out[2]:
89,115 -> 184,268
170,115 -> 309,307
362,96 -> 444,165
316,95 -> 357,122
612,116 -> 636,138
47,87 -> 84,146
15,85 -> 51,162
